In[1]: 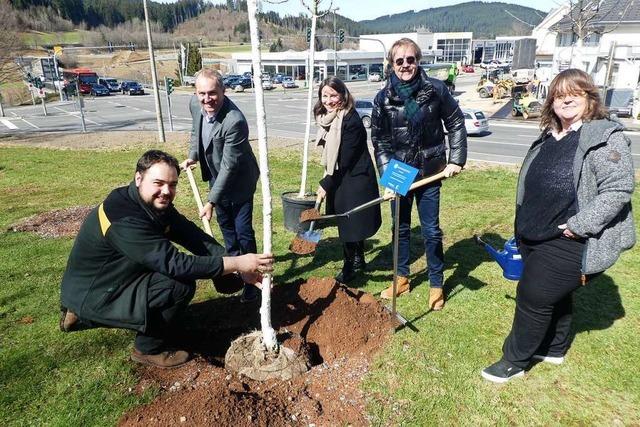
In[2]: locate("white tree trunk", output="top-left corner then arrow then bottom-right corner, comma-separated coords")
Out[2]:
247,0 -> 277,351
298,11 -> 318,197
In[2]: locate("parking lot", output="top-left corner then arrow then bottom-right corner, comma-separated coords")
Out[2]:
1,75 -> 639,168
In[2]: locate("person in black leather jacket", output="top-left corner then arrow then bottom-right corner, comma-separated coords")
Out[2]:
372,38 -> 467,310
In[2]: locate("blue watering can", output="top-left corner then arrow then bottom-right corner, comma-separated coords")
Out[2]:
474,235 -> 523,281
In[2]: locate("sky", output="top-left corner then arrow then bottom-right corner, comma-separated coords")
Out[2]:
186,0 -> 565,21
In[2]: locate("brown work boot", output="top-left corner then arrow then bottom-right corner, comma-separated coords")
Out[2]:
429,288 -> 445,311
130,348 -> 191,369
59,306 -> 90,332
380,276 -> 410,299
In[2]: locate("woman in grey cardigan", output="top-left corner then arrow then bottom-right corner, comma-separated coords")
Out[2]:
482,69 -> 635,383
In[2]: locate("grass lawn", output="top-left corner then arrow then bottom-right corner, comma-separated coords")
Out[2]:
0,143 -> 638,425
20,31 -> 85,47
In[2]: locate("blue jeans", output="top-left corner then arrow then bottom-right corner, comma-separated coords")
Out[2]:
214,198 -> 257,256
390,181 -> 444,288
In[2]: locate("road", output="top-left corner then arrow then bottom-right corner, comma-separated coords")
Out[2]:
1,77 -> 639,168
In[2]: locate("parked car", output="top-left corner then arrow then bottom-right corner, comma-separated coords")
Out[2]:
261,78 -> 274,90
121,81 -> 145,95
222,74 -> 242,86
90,83 -> 110,96
462,109 -> 490,135
227,76 -> 253,91
606,88 -> 634,118
282,78 -> 298,89
271,74 -> 285,84
350,72 -> 367,80
355,99 -> 374,128
98,77 -> 120,92
368,73 -> 382,82
462,65 -> 474,73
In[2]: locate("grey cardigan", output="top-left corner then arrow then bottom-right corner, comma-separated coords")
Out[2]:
516,119 -> 635,275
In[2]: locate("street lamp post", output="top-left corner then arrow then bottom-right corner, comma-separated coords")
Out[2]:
142,0 -> 165,143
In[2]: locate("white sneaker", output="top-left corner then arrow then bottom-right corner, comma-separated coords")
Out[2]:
532,354 -> 565,365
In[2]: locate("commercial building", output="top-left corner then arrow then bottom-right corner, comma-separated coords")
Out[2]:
232,49 -> 386,82
359,31 -> 471,64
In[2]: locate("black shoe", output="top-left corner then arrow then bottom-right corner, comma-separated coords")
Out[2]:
335,265 -> 356,284
481,360 -> 524,383
240,284 -> 260,303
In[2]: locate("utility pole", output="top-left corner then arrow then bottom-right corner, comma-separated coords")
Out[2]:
143,0 -> 165,143
602,41 -> 616,104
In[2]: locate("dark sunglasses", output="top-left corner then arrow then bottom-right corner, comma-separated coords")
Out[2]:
394,56 -> 416,66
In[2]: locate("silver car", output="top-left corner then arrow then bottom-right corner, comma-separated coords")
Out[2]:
463,109 -> 489,135
355,99 -> 374,128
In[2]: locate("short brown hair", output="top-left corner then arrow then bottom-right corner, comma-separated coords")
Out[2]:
136,150 -> 180,176
540,69 -> 607,132
313,76 -> 355,118
387,38 -> 422,65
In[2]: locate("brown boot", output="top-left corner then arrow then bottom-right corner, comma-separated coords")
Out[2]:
59,306 -> 92,332
130,349 -> 191,369
429,288 -> 445,311
380,276 -> 410,299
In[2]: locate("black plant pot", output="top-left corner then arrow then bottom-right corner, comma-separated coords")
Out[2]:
281,191 -> 316,233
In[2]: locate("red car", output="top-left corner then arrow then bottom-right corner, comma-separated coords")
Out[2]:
462,65 -> 475,73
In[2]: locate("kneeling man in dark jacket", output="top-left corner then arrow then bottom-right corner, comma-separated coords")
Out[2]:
59,150 -> 273,368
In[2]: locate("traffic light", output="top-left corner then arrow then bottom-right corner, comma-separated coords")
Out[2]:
306,27 -> 311,43
166,77 -> 174,95
338,29 -> 345,44
33,77 -> 43,89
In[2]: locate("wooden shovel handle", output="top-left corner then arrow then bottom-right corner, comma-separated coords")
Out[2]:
185,166 -> 213,237
409,170 -> 448,191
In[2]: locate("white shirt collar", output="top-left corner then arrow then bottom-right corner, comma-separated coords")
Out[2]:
201,109 -> 216,123
551,120 -> 582,139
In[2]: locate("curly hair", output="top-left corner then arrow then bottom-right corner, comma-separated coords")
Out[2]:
540,69 -> 608,132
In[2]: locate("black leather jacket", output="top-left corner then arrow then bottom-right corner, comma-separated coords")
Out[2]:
371,70 -> 467,177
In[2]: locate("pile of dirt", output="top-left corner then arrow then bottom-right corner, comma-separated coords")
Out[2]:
9,206 -> 94,238
119,278 -> 396,426
110,51 -> 148,65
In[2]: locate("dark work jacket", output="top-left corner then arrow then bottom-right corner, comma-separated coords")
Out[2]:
319,109 -> 382,242
60,182 -> 226,333
371,70 -> 467,178
188,96 -> 260,204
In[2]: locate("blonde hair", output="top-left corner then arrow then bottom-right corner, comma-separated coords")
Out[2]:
195,68 -> 224,88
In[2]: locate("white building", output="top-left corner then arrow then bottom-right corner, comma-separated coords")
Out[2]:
530,4 -> 571,82
359,31 -> 471,64
551,0 -> 640,90
232,49 -> 386,82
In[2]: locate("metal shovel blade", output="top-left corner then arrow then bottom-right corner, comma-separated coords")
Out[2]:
300,228 -> 322,243
290,228 -> 322,255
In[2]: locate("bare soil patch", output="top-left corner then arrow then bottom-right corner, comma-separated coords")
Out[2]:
9,206 -> 94,238
119,278 -> 396,426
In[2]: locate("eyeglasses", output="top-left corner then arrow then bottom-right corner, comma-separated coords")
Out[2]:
554,91 -> 586,102
394,56 -> 416,66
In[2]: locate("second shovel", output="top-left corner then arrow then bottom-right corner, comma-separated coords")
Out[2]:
290,193 -> 323,255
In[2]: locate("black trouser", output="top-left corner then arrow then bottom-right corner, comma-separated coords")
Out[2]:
502,236 -> 585,369
135,273 -> 196,354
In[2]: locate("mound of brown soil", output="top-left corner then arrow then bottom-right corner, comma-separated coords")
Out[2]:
10,206 -> 94,238
110,51 -> 148,65
119,278 -> 396,426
